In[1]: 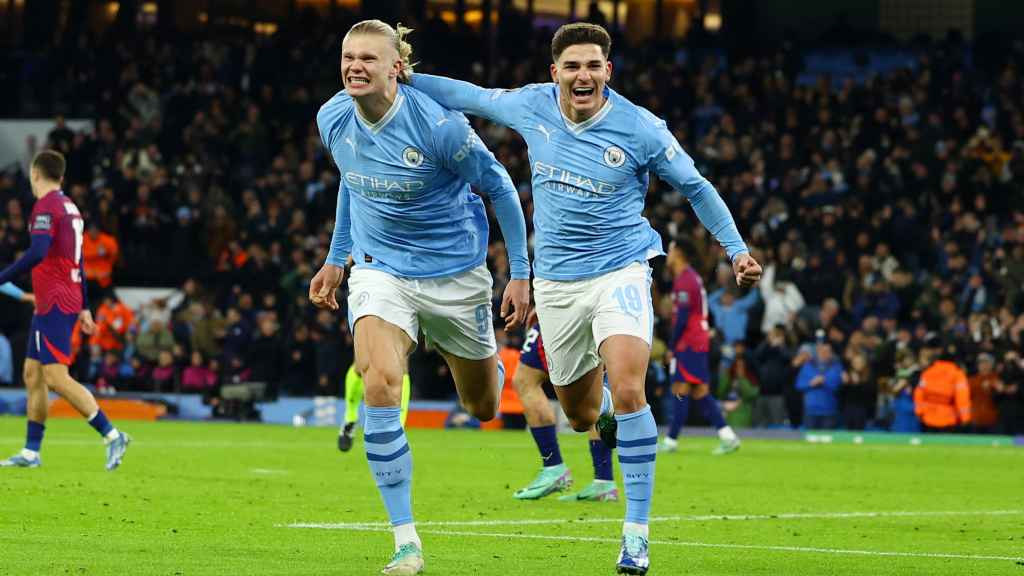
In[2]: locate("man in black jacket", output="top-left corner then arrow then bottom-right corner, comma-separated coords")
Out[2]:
752,325 -> 793,427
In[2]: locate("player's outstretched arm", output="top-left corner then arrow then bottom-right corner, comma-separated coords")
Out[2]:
0,234 -> 51,286
0,282 -> 25,302
311,182 -> 352,311
642,114 -> 761,288
410,74 -> 526,130
435,112 -> 530,329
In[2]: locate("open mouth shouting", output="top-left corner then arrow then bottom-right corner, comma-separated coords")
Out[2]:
571,85 -> 596,103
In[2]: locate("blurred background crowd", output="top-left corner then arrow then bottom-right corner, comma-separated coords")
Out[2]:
0,1 -> 1022,433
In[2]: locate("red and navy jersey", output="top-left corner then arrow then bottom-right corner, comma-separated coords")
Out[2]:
519,324 -> 549,372
29,190 -> 84,315
670,266 -> 709,353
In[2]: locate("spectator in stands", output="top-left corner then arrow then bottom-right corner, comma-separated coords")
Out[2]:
151,350 -> 177,392
760,265 -> 805,335
993,351 -> 1024,435
840,351 -> 872,430
752,325 -> 792,427
189,302 -> 226,361
795,339 -> 843,429
312,310 -> 343,397
708,286 -> 759,345
182,351 -> 216,392
247,315 -> 284,398
717,348 -> 758,429
968,353 -> 1001,433
221,307 -> 252,367
282,324 -> 316,396
136,316 -> 175,367
889,348 -> 922,433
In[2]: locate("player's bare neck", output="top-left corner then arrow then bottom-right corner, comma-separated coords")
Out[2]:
559,95 -> 606,125
33,183 -> 59,199
354,84 -> 398,125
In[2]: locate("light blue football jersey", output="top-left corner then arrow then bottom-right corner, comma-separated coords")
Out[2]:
410,75 -> 749,281
317,83 -> 529,279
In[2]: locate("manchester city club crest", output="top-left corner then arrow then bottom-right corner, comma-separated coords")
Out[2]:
402,146 -> 424,167
604,145 -> 625,167
356,291 -> 370,308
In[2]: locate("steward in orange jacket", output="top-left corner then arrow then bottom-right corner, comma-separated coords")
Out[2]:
915,351 -> 971,431
82,222 -> 119,289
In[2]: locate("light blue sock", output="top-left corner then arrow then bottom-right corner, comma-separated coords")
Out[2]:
600,385 -> 613,415
616,405 -> 657,525
364,406 -> 413,526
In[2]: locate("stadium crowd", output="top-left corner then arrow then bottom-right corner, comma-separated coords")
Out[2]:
1,7 -> 1022,433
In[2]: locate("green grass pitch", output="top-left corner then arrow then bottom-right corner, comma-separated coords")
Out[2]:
1,417 -> 1022,575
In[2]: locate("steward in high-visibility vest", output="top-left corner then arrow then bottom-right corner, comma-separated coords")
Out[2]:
914,342 -> 971,431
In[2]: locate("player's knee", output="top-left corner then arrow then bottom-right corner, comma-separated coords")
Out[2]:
464,397 -> 498,422
613,385 -> 647,414
39,365 -> 70,389
512,374 -> 540,400
690,384 -> 709,400
23,368 -> 43,390
567,416 -> 593,433
361,363 -> 403,389
564,406 -> 598,432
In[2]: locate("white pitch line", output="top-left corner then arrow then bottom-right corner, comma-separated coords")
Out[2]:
416,529 -> 1024,563
0,436 -> 537,450
250,468 -> 290,475
285,509 -> 1024,530
289,525 -> 1023,563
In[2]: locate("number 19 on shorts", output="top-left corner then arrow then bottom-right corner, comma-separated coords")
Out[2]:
612,285 -> 644,317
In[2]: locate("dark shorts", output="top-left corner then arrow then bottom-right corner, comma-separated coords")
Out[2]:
26,310 -> 77,365
519,324 -> 548,372
671,350 -> 710,386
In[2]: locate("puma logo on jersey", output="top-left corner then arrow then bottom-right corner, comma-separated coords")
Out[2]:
344,137 -> 357,154
537,124 -> 552,143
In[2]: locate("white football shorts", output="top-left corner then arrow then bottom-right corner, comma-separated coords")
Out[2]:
347,264 -> 496,360
533,261 -> 654,386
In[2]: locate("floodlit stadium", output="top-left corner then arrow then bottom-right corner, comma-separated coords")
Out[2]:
1,1 -> 1022,575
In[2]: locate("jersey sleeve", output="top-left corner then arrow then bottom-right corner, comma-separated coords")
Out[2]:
433,111 -> 530,280
29,200 -> 58,239
325,181 -> 352,268
316,96 -> 347,154
638,110 -> 749,261
0,282 -> 24,300
410,74 -> 531,131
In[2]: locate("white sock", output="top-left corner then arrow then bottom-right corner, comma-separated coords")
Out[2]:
623,522 -> 649,538
718,426 -> 738,442
393,522 -> 421,551
21,448 -> 39,459
104,428 -> 120,442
